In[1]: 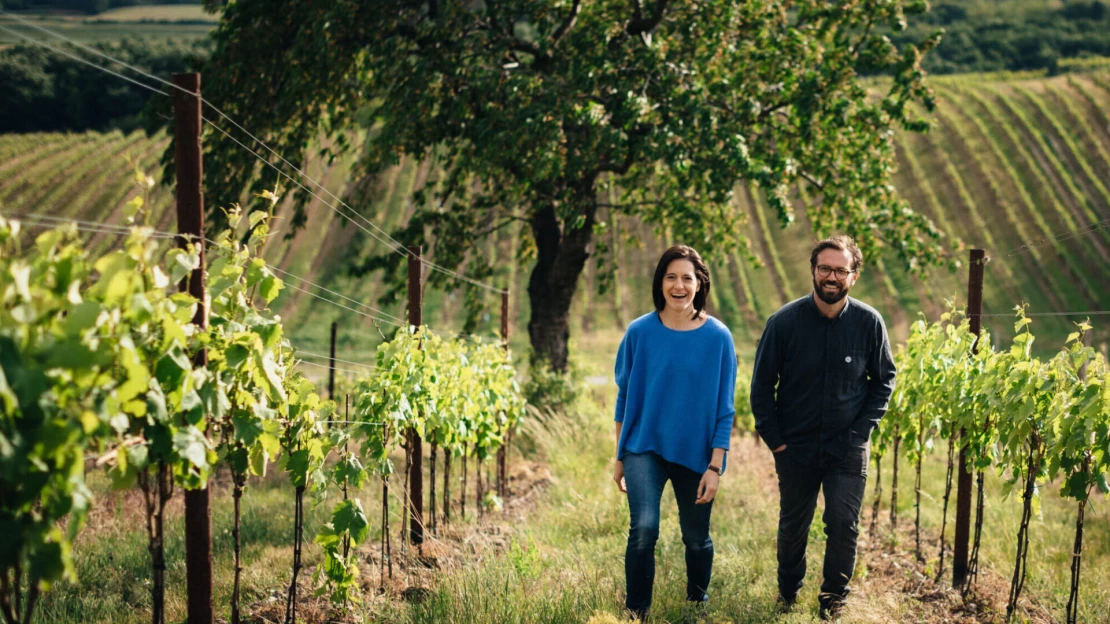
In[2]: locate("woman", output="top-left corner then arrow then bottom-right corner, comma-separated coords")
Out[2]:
613,244 -> 737,619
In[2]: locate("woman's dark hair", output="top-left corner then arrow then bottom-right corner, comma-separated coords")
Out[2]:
652,245 -> 711,318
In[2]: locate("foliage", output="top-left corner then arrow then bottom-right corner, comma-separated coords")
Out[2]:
0,38 -> 208,133
0,204 -> 527,620
875,305 -> 1109,615
890,1 -> 1110,75
180,0 -> 949,374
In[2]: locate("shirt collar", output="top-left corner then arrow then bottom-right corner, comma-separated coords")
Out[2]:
808,292 -> 852,320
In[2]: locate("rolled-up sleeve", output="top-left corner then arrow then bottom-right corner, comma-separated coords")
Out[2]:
750,315 -> 785,451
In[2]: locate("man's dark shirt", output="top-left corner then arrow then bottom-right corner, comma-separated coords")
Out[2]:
749,294 -> 896,463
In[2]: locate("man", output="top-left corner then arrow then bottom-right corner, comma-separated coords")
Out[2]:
749,235 -> 896,620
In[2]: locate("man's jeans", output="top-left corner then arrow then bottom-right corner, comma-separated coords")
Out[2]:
773,439 -> 869,610
623,451 -> 714,613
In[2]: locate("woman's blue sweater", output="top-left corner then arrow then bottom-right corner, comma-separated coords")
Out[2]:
614,312 -> 737,474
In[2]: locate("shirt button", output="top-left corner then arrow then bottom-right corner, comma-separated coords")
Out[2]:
845,356 -> 852,363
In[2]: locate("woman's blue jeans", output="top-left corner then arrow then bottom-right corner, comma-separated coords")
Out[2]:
623,451 -> 714,613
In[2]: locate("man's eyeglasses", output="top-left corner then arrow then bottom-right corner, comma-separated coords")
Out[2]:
816,265 -> 856,280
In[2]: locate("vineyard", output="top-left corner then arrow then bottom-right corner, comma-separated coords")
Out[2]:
3,5 -> 1110,621
0,205 -> 526,623
2,72 -> 1110,364
863,305 -> 1109,623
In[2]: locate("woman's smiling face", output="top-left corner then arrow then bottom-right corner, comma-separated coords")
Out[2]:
662,258 -> 699,314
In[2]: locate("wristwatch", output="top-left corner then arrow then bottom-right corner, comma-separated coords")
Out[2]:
706,464 -> 722,475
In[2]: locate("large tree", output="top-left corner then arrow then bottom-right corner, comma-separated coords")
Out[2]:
185,0 -> 947,373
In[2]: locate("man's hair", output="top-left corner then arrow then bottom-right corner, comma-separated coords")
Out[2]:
810,235 -> 863,273
652,245 -> 711,318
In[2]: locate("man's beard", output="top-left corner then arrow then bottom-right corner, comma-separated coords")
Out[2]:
813,275 -> 849,304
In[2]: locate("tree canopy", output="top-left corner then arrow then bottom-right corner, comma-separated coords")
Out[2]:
184,0 -> 948,374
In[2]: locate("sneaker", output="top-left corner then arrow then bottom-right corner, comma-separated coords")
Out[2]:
626,607 -> 649,622
818,594 -> 845,621
776,594 -> 797,614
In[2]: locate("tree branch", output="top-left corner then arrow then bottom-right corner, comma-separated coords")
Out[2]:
627,0 -> 671,36
850,15 -> 876,57
756,103 -> 784,122
596,200 -> 665,210
487,0 -> 552,68
800,170 -> 824,191
472,215 -> 530,239
551,0 -> 582,48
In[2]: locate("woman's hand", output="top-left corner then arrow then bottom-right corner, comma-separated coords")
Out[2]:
614,459 -> 627,493
695,470 -> 719,504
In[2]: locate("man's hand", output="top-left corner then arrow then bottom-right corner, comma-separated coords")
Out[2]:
772,444 -> 787,453
614,459 -> 627,493
696,470 -> 719,504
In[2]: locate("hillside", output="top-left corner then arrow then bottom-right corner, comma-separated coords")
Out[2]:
2,71 -> 1109,366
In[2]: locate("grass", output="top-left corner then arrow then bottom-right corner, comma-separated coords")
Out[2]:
398,330 -> 1110,623
17,320 -> 1110,623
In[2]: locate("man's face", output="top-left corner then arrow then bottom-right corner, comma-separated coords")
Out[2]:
812,248 -> 858,305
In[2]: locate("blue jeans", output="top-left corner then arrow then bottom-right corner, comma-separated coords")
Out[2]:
623,451 -> 714,613
773,439 -> 869,611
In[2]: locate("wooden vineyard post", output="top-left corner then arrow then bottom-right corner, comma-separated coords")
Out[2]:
328,320 -> 337,401
407,246 -> 424,546
953,248 -> 985,589
498,289 -> 510,498
173,72 -> 214,624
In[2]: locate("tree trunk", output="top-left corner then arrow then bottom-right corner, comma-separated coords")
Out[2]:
527,197 -> 597,373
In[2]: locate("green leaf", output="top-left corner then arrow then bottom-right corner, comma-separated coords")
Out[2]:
155,347 -> 191,391
28,539 -> 70,585
285,448 -> 310,487
174,427 -> 210,470
225,344 -> 251,369
233,411 -> 264,446
259,274 -> 283,303
315,524 -> 342,550
62,301 -> 101,336
123,195 -> 144,221
9,262 -> 31,300
249,445 -> 269,477
332,499 -> 370,545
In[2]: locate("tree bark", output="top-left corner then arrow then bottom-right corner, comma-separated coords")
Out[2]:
527,191 -> 597,373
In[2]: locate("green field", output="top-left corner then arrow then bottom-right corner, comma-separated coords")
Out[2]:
93,4 -> 216,21
0,8 -> 213,45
